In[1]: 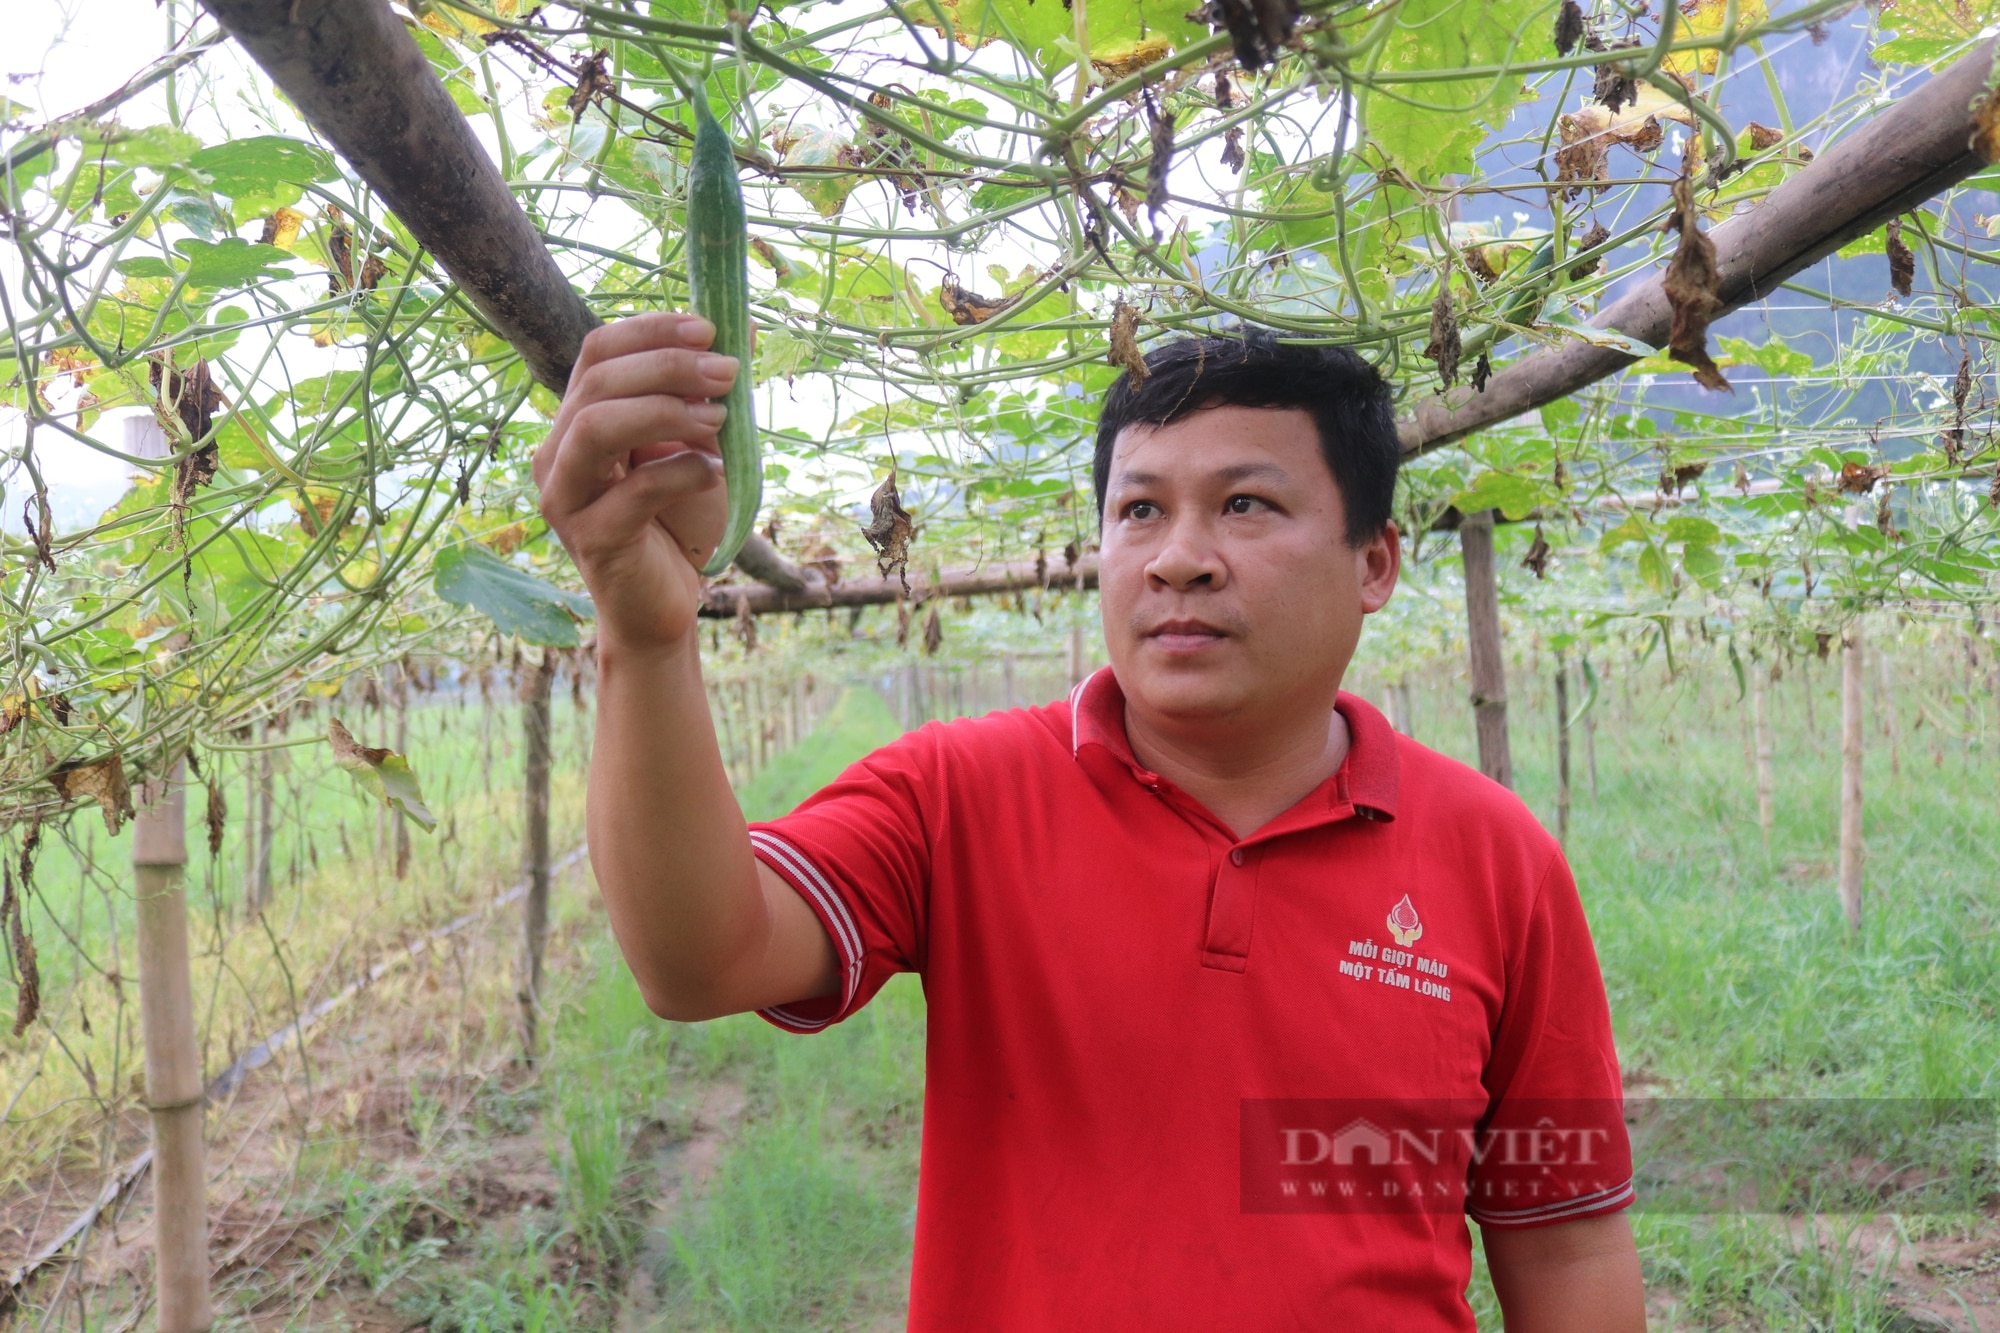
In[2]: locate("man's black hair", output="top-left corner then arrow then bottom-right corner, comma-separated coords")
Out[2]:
1093,327 -> 1401,545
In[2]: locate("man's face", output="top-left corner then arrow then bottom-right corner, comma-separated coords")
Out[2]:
1097,405 -> 1400,726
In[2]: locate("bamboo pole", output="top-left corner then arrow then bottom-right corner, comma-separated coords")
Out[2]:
517,649 -> 556,1059
133,758 -> 212,1333
1554,650 -> 1572,842
1838,626 -> 1865,934
1878,644 -> 1901,775
248,719 -> 274,915
1752,663 -> 1776,846
1459,510 -> 1512,788
392,661 -> 411,881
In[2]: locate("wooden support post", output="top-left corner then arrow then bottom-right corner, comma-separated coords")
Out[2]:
1584,668 -> 1600,792
517,649 -> 556,1059
1752,664 -> 1776,846
248,718 -> 275,915
1459,510 -> 1513,788
1878,645 -> 1901,775
1838,626 -> 1865,933
1554,650 -> 1572,842
133,758 -> 212,1333
392,661 -> 411,880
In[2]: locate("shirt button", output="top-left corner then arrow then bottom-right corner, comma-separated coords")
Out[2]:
1230,849 -> 1245,866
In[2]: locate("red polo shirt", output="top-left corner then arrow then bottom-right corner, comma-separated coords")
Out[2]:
748,669 -> 1631,1329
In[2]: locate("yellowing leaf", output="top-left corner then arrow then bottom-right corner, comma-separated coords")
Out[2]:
260,206 -> 305,250
327,717 -> 437,832
1663,0 -> 1769,78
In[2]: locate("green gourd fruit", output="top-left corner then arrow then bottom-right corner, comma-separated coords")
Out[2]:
687,96 -> 758,576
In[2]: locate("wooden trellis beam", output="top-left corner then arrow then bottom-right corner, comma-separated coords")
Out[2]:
699,557 -> 1098,617
1397,37 -> 2000,456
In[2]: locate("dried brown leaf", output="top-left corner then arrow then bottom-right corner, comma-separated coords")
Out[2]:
863,470 -> 915,586
1109,300 -> 1150,384
1522,525 -> 1552,579
1570,221 -> 1610,281
939,279 -> 1020,326
205,775 -> 226,858
1221,126 -> 1246,173
49,753 -> 133,836
1554,0 -> 1585,55
1472,353 -> 1492,392
5,864 -> 38,1037
1554,113 -> 1612,200
1201,0 -> 1300,71
1745,121 -> 1785,150
1593,42 -> 1642,114
566,48 -> 614,116
1837,461 -> 1889,494
1945,351 -> 1972,465
922,604 -> 943,656
1423,271 -> 1461,389
1876,490 -> 1898,539
1885,217 -> 1915,297
1972,83 -> 2000,164
1662,162 -> 1730,392
1146,97 -> 1176,237
326,204 -> 355,293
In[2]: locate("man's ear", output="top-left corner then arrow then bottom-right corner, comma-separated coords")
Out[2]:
1359,521 -> 1401,614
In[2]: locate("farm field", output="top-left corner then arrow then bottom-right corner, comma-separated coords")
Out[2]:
7,642 -> 1996,1332
11,0 -> 2000,1325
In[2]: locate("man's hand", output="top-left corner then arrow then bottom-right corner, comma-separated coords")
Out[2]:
1481,1214 -> 1645,1332
534,312 -> 739,653
529,312 -> 840,1024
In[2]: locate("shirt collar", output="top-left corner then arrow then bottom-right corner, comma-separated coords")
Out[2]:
1068,666 -> 1401,825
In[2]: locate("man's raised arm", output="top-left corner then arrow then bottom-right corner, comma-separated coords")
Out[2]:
531,312 -> 840,1022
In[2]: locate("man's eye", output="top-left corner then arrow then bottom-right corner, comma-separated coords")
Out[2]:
1226,494 -> 1269,515
1124,501 -> 1160,520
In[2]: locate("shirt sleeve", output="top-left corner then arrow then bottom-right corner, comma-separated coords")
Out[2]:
744,725 -> 936,1033
1468,849 -> 1634,1229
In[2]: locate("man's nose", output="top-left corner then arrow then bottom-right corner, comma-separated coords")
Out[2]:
1146,517 -> 1226,591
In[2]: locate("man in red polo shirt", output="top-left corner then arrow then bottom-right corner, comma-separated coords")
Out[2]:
534,313 -> 1645,1329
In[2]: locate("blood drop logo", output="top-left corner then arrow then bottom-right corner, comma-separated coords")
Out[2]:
1387,894 -> 1423,947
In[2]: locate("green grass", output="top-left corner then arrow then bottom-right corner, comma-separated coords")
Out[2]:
734,686 -> 904,822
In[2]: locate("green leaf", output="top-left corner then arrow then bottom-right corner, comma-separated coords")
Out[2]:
779,126 -> 859,217
88,122 -> 202,169
1663,515 -> 1720,545
432,542 -> 593,646
187,136 -> 339,197
924,0 -> 1205,74
174,238 -> 298,289
1451,469 -> 1543,521
327,717 -> 437,832
1637,543 -> 1672,595
1361,0 -> 1549,181
1681,543 -> 1724,590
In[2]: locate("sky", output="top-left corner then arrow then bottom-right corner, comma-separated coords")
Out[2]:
5,0 -> 207,531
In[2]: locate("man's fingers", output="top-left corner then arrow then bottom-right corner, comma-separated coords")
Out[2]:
570,345 -> 739,409
573,312 -> 716,375
576,452 -> 724,562
540,396 -> 726,519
